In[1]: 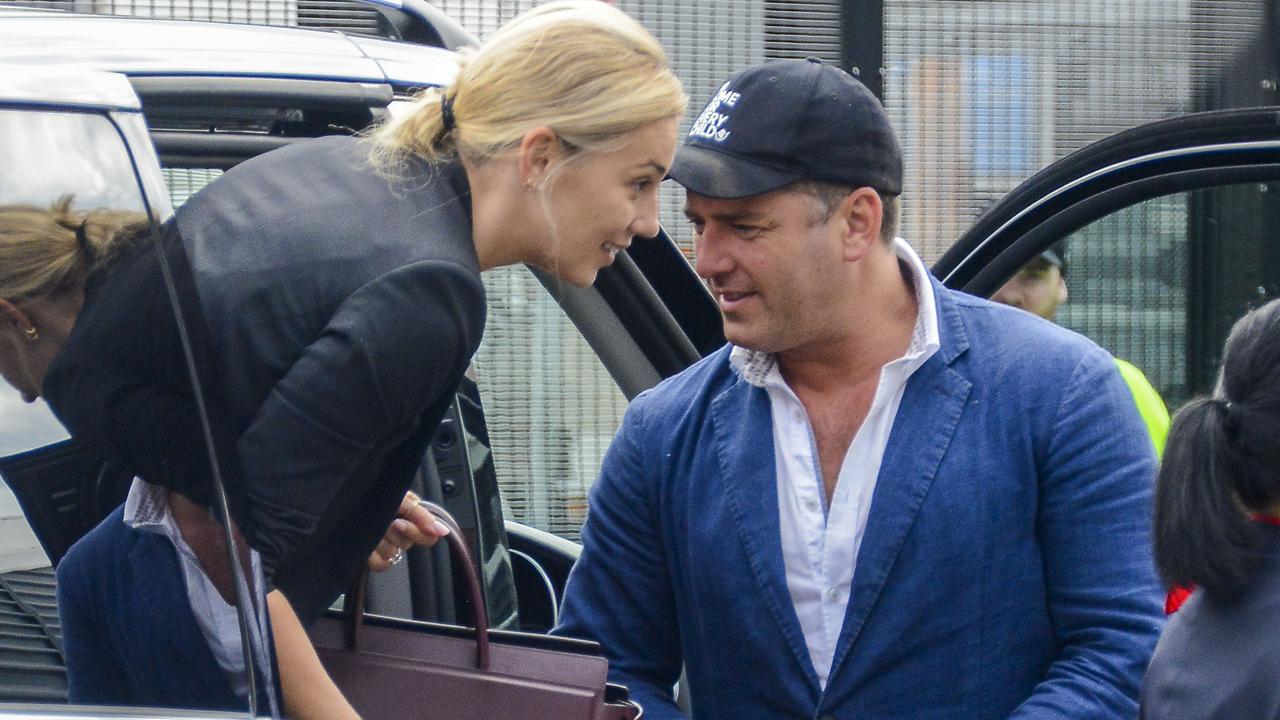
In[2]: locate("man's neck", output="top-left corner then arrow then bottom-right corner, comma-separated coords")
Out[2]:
778,253 -> 919,395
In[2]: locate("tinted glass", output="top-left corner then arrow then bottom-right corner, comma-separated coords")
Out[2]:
996,183 -> 1280,437
0,106 -> 239,712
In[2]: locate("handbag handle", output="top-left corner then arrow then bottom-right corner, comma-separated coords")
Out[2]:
343,501 -> 491,670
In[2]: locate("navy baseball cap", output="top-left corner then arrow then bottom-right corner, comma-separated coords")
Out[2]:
669,58 -> 903,199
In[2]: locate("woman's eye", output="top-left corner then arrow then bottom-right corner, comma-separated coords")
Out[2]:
632,178 -> 652,193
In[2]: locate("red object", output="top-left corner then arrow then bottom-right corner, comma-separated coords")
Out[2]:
1164,515 -> 1280,614
1164,586 -> 1193,615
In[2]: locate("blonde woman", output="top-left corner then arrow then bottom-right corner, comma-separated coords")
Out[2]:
0,1 -> 685,713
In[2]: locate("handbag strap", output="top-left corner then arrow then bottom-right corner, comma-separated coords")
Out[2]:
341,501 -> 490,670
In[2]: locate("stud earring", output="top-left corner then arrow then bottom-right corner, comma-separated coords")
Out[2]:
23,327 -> 38,341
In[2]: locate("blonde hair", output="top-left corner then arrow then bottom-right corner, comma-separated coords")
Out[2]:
0,196 -> 147,300
370,0 -> 686,166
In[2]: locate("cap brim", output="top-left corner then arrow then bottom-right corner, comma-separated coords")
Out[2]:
667,145 -> 801,199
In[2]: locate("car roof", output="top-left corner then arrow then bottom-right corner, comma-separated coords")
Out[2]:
0,7 -> 458,89
0,63 -> 141,110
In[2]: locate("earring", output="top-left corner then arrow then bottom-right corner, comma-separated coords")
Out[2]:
23,327 -> 38,341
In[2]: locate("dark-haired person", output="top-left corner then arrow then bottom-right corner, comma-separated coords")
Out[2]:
1140,297 -> 1280,719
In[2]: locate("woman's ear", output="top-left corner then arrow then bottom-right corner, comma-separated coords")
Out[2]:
518,126 -> 566,190
0,298 -> 32,336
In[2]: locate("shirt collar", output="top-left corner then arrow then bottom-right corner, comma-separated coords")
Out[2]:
730,237 -> 941,388
123,476 -> 171,532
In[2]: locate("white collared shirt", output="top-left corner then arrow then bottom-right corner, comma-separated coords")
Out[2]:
123,478 -> 272,701
729,238 -> 941,687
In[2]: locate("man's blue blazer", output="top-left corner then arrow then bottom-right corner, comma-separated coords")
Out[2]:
56,505 -> 272,712
557,276 -> 1165,719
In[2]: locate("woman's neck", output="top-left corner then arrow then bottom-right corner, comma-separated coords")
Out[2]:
462,155 -> 539,272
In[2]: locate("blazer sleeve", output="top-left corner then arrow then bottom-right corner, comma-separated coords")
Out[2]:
1007,346 -> 1165,719
555,394 -> 688,720
57,532 -> 132,705
237,260 -> 484,579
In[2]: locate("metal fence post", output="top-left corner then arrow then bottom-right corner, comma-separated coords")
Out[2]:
841,0 -> 885,100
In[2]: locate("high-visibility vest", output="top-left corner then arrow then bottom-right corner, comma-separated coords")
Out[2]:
1114,358 -> 1171,459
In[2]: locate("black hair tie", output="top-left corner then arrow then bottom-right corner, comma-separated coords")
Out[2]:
1219,398 -> 1242,438
74,221 -> 97,265
439,92 -> 457,134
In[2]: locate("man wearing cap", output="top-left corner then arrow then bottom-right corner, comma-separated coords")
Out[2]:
557,59 -> 1163,719
992,242 -> 1171,457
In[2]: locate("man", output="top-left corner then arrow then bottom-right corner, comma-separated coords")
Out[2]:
556,58 -> 1164,719
993,243 -> 1171,456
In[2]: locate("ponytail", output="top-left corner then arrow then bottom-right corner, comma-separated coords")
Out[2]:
1155,297 -> 1280,598
1153,398 -> 1260,596
0,195 -> 147,301
368,86 -> 458,167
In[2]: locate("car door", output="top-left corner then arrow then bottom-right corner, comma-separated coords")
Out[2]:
0,65 -> 275,718
935,106 -> 1280,418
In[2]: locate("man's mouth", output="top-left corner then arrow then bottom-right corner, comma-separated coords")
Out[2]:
717,290 -> 756,311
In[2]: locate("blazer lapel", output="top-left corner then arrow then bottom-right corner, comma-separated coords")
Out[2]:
709,379 -> 820,688
827,281 -> 974,680
124,527 -> 244,708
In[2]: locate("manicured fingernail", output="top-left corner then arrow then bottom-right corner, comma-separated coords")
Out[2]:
393,519 -> 412,533
432,520 -> 451,536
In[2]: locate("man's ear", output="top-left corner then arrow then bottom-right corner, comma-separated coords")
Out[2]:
0,298 -> 32,335
518,126 -> 567,190
836,187 -> 883,262
1056,273 -> 1069,305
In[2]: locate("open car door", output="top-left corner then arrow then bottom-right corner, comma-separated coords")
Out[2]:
936,107 -> 1280,416
0,67 -> 279,717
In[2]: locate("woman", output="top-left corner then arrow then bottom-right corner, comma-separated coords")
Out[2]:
0,0 -> 684,712
1140,298 -> 1280,719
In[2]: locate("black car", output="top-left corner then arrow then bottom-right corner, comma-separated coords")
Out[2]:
2,4 -> 1279,717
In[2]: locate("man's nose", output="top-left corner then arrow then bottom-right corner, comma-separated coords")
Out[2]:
693,230 -> 731,280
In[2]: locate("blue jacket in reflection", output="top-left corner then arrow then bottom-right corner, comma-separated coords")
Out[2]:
56,505 -> 273,712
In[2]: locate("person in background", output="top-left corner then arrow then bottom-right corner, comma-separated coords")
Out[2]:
993,241 -> 1171,457
557,58 -> 1164,720
1140,297 -> 1280,719
0,0 -> 685,711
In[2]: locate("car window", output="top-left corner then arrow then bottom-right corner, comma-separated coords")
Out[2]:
0,104 -> 252,712
1022,182 -> 1276,418
0,108 -> 151,578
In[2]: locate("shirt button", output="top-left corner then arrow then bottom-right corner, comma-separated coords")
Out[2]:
804,498 -> 818,512
826,587 -> 839,602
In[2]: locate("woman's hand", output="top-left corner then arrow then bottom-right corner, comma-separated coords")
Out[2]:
367,490 -> 451,571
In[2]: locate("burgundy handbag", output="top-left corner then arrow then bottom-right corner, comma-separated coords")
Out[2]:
309,502 -> 641,720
